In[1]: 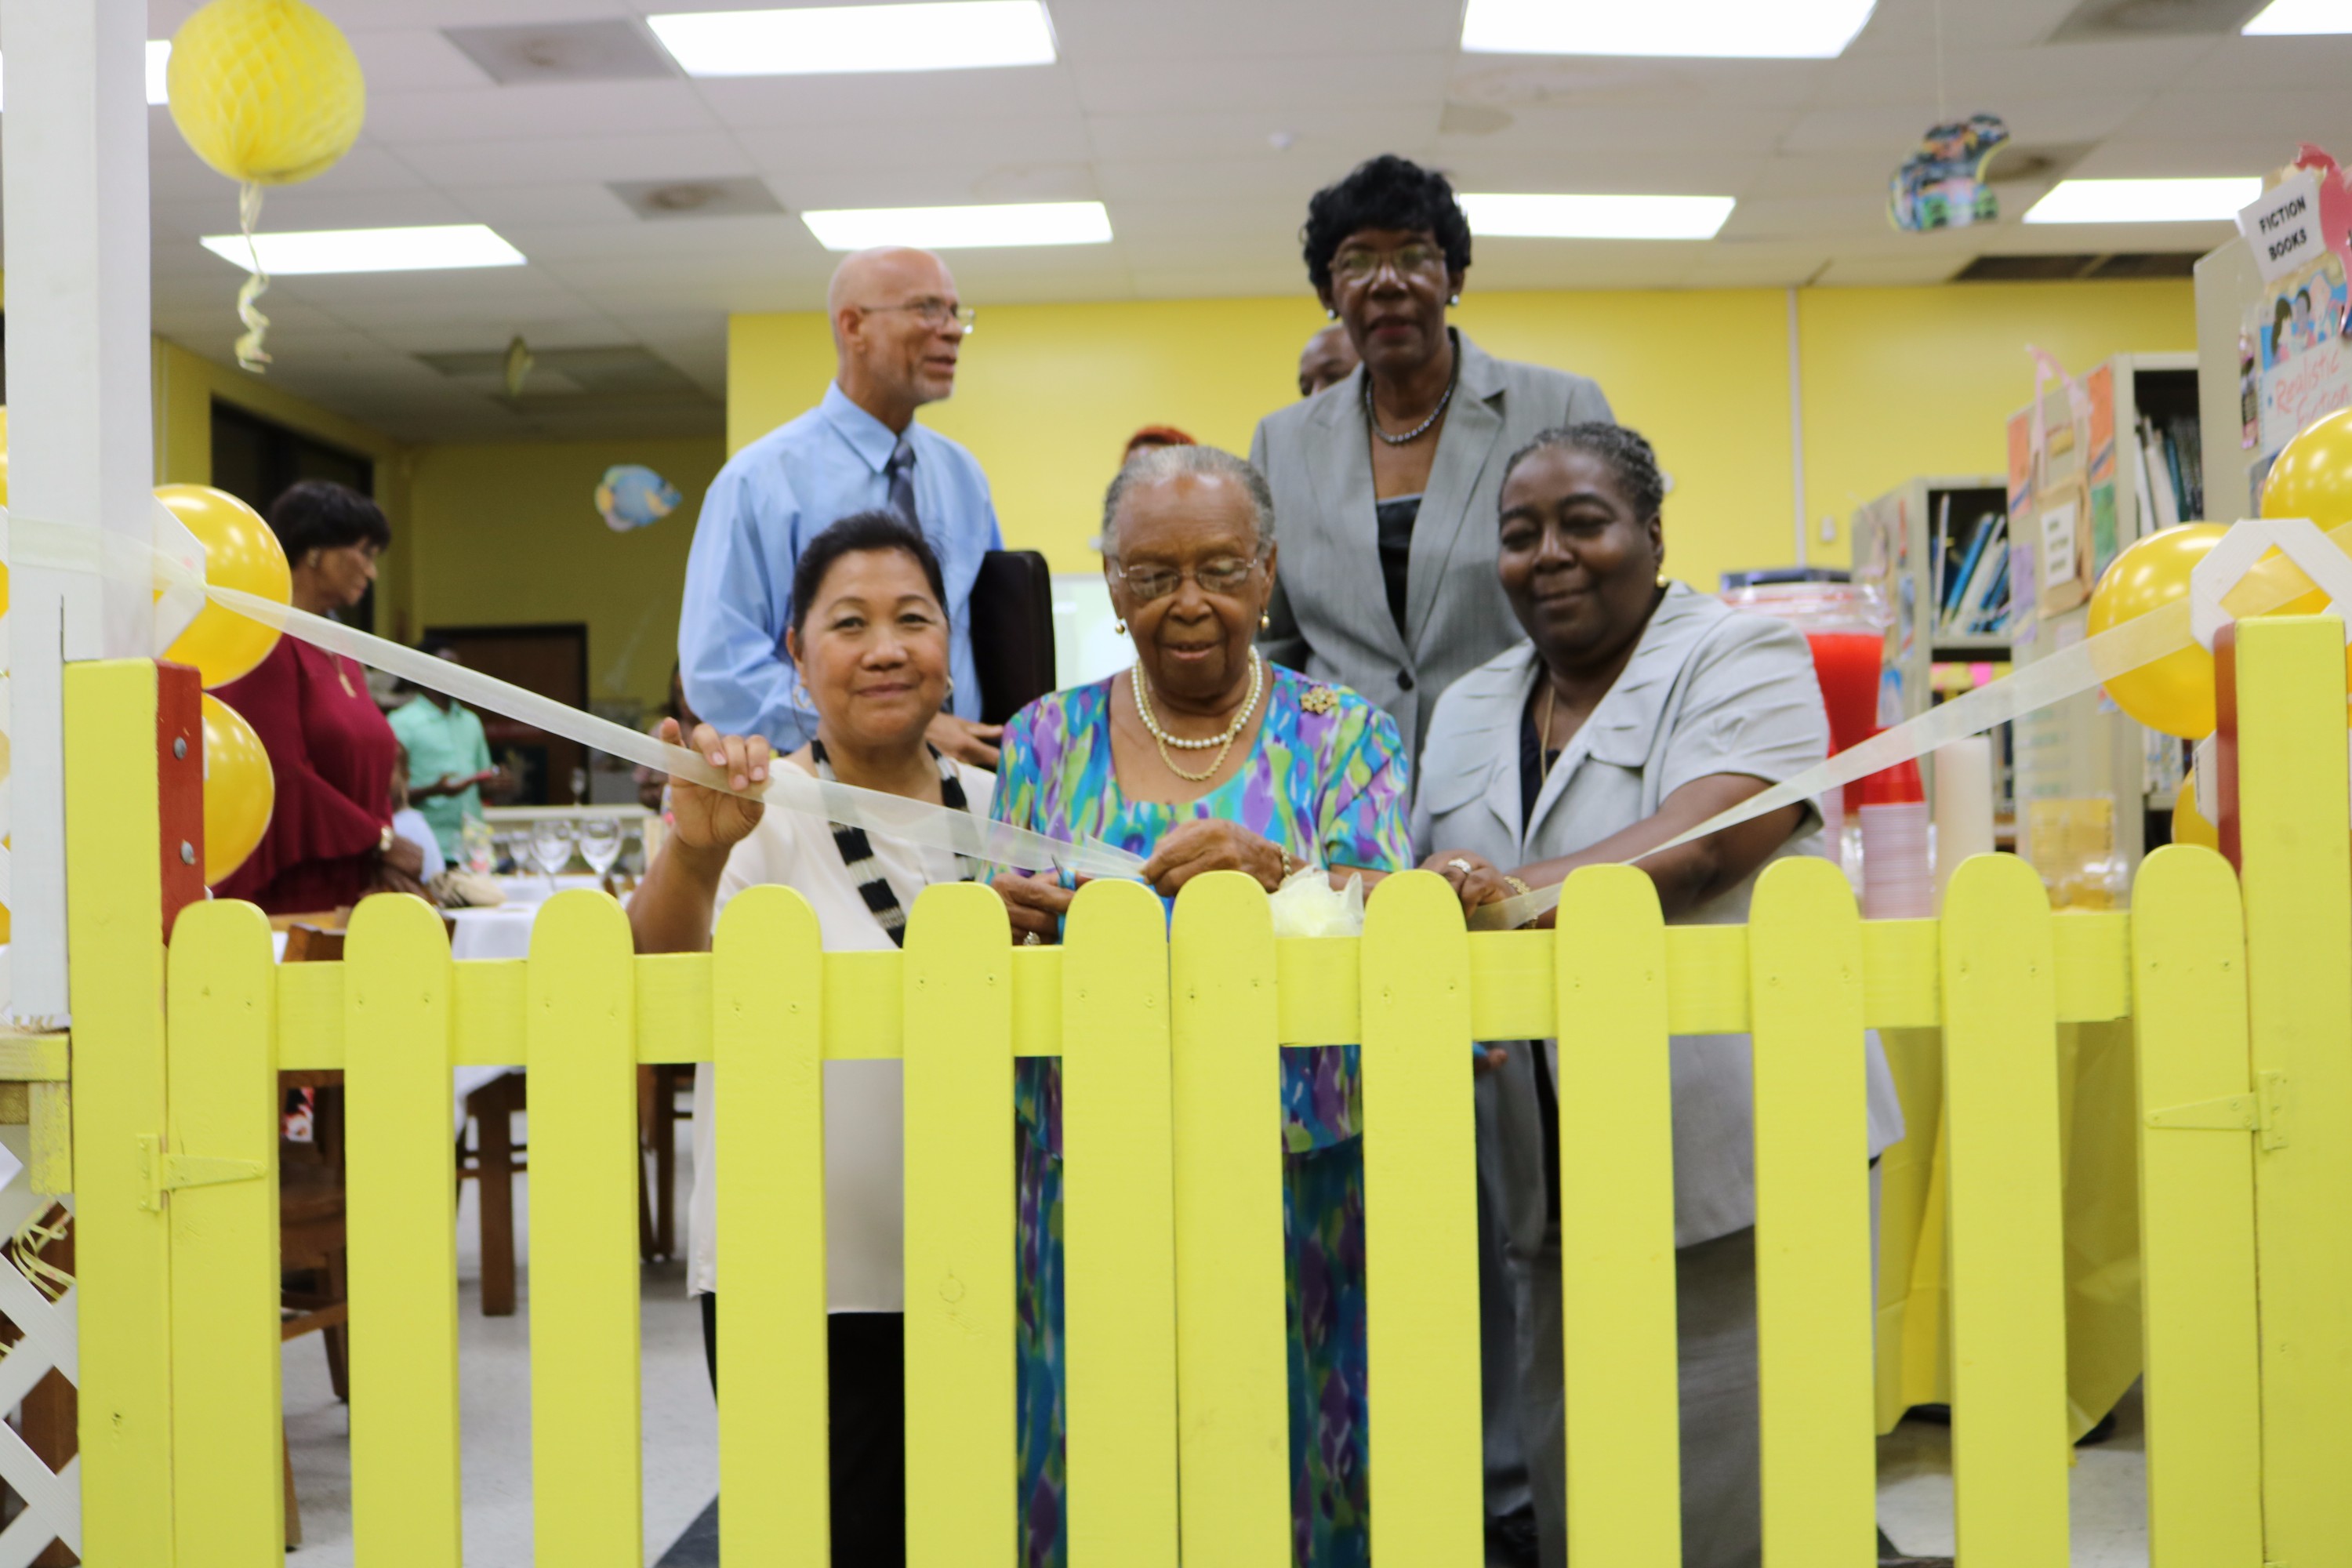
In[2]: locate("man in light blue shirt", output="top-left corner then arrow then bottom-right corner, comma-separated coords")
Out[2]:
681,246 -> 1004,762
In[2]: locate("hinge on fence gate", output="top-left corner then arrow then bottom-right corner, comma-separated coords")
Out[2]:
134,1134 -> 263,1213
2144,1072 -> 2290,1150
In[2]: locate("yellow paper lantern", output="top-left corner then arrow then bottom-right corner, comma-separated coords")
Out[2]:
158,484 -> 292,688
166,0 -> 365,187
201,693 -> 275,884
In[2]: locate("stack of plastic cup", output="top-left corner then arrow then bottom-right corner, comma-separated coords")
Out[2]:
1860,757 -> 1933,920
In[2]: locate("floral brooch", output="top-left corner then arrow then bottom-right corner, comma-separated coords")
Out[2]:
1299,685 -> 1338,714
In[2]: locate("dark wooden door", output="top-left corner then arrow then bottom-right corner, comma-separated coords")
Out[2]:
423,624 -> 589,805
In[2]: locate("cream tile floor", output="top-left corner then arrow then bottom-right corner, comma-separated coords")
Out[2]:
282,1121 -> 2153,1565
1875,1385 -> 2149,1565
280,1122 -> 720,1566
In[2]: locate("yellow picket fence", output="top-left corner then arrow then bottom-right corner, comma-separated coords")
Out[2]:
43,615 -> 2352,1565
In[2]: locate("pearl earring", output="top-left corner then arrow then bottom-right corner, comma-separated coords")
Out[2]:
1261,612 -> 1272,630
1326,307 -> 1338,321
1656,569 -> 1671,588
1114,619 -> 1127,636
1447,294 -> 1460,307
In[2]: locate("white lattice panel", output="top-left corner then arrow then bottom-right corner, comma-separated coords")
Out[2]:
0,1141 -> 77,1566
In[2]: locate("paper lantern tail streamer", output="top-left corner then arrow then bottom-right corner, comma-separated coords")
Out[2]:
233,182 -> 271,373
4,510 -> 1145,882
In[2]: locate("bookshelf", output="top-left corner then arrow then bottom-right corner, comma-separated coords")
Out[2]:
2005,350 -> 2201,893
1849,474 -> 2009,724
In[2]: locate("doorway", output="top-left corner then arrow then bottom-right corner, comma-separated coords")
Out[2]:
421,624 -> 590,806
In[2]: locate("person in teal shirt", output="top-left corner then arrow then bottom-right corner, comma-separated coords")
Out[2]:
388,636 -> 503,859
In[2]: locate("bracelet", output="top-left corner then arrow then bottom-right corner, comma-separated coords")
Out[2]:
1503,875 -> 1532,897
378,823 -> 395,855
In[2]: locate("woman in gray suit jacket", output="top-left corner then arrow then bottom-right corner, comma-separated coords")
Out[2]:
1416,423 -> 1905,1568
1251,154 -> 1614,766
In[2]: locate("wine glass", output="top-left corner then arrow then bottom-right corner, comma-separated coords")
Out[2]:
577,817 -> 623,885
529,818 -> 575,894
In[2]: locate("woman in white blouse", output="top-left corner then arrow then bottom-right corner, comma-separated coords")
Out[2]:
631,510 -> 991,1568
1417,425 -> 1903,1568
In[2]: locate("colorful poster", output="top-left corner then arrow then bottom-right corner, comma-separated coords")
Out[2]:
2258,250 -> 2348,370
2259,332 -> 2352,452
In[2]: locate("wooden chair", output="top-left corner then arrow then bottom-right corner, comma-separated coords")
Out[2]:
458,1074 -> 527,1316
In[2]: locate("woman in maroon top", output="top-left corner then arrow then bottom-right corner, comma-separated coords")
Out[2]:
211,481 -> 430,915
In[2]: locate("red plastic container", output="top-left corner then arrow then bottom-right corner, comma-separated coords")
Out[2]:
1721,583 -> 1888,811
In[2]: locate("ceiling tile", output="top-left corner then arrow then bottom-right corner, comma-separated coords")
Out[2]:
393,130 -> 756,187
736,115 -> 1093,175
450,182 -> 640,226
691,67 -> 1083,129
366,80 -> 719,144
1070,51 -> 1446,114
339,27 -> 495,92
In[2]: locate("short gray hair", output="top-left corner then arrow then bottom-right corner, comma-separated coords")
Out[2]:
1099,444 -> 1276,558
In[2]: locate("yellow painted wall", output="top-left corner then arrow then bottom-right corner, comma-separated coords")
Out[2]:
400,435 -> 728,710
151,339 -> 415,633
730,280 -> 2195,590
1796,280 -> 2198,544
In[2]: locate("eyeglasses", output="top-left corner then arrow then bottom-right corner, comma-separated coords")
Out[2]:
1110,554 -> 1264,604
1330,243 -> 1445,284
859,299 -> 977,332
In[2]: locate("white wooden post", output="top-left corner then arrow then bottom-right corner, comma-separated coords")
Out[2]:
2,0 -> 157,1019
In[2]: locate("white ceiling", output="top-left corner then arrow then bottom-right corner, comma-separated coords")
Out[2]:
1,0 -> 2336,442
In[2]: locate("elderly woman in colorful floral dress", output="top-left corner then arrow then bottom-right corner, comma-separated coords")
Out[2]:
989,444 -> 1430,1568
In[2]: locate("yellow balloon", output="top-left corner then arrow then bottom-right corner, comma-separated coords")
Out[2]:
2262,406 -> 2352,532
167,0 -> 365,187
201,692 -> 274,884
158,483 -> 291,688
2172,787 -> 2220,851
2252,410 -> 2352,704
2089,524 -> 2228,739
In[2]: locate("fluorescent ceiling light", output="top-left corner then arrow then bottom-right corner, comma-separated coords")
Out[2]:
2022,177 -> 2262,224
1461,0 -> 1876,58
800,201 -> 1111,250
1463,192 -> 1735,240
199,224 -> 527,275
2244,0 -> 2352,32
0,40 -> 172,111
648,1 -> 1055,76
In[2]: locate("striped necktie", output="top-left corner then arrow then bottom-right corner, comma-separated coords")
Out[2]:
885,431 -> 918,529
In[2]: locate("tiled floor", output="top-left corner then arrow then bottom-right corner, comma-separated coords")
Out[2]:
282,1122 -> 2154,1565
280,1134 -> 720,1566
1876,1385 -> 2149,1565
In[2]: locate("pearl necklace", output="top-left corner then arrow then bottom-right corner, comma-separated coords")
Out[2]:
1133,650 -> 1263,782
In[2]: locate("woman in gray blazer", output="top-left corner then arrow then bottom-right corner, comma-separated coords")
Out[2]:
1251,154 -> 1614,766
1416,423 -> 1904,1568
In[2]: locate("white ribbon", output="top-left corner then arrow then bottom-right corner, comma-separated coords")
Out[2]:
1467,518 -> 2347,931
8,510 -> 1148,881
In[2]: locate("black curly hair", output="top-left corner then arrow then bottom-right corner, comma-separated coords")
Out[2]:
1501,423 -> 1669,522
789,510 -> 947,636
1300,154 -> 1473,295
